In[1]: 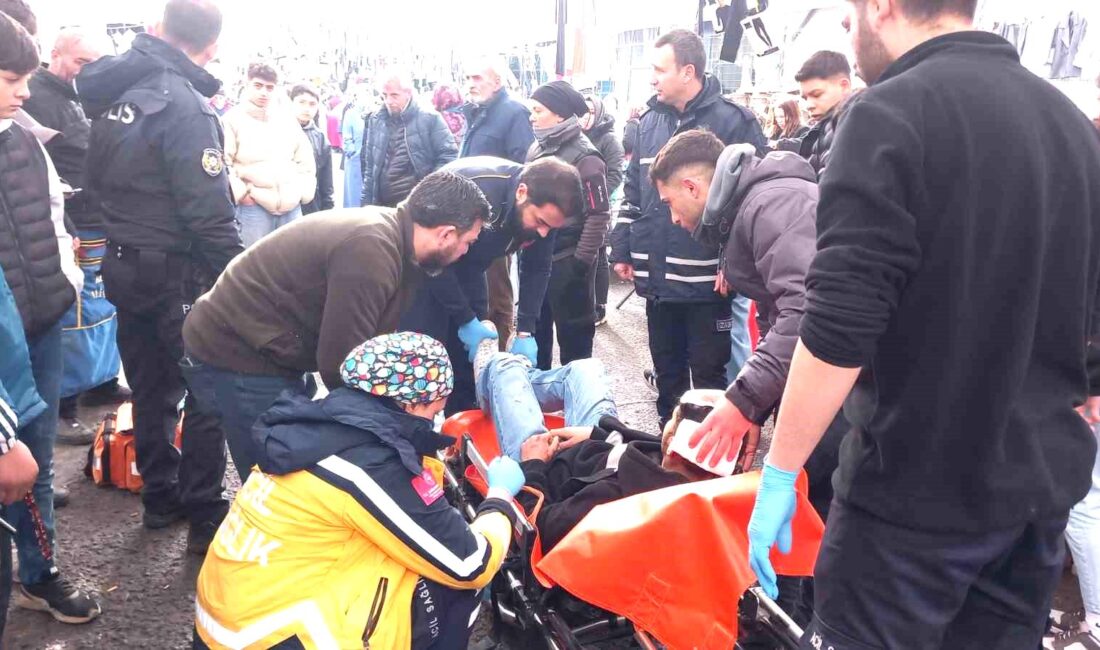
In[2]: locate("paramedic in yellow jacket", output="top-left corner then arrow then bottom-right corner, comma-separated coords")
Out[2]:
194,332 -> 526,649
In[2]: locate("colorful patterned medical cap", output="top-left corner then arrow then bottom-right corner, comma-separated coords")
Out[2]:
341,332 -> 454,405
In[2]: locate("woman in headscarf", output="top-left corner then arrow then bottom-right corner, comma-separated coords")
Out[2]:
432,83 -> 467,147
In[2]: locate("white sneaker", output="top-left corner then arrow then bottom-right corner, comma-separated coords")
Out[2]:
472,321 -> 499,384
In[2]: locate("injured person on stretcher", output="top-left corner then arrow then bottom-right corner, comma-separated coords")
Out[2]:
473,328 -> 747,552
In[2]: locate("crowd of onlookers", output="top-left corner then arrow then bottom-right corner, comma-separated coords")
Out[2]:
1,0 -> 1100,649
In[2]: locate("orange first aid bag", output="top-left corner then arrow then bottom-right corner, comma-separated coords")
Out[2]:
89,403 -> 143,493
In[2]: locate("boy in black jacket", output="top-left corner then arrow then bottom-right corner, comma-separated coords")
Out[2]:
290,84 -> 334,215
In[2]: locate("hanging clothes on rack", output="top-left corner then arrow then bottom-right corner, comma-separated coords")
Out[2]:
1050,11 -> 1088,79
1019,13 -> 1059,76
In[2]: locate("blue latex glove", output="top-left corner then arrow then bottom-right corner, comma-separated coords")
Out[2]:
457,318 -> 498,362
508,335 -> 538,365
746,462 -> 799,599
486,456 -> 525,499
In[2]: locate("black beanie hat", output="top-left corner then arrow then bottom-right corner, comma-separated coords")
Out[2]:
531,80 -> 589,119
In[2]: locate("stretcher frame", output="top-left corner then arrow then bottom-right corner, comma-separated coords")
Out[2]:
440,430 -> 805,650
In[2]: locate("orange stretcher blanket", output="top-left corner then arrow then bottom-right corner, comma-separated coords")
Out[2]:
442,410 -> 824,650
537,471 -> 823,649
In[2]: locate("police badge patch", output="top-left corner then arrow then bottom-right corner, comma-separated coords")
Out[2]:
201,148 -> 223,177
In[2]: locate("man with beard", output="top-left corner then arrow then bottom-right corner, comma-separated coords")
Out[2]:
460,59 -> 537,353
400,156 -> 584,415
182,172 -> 490,481
735,1 -> 1100,648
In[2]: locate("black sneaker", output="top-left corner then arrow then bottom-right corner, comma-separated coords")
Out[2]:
594,305 -> 607,327
642,369 -> 658,393
58,417 -> 95,446
143,502 -> 186,529
187,507 -> 228,556
14,575 -> 101,624
81,380 -> 132,407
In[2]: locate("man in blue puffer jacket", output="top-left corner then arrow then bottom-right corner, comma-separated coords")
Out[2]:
610,29 -> 766,426
360,72 -> 457,208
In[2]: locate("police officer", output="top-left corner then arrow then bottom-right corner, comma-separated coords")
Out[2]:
399,156 -> 584,414
78,0 -> 242,554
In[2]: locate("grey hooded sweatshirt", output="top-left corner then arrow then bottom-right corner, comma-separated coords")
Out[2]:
698,149 -> 819,424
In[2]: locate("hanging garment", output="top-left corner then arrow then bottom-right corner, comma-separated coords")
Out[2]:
1050,11 -> 1088,79
1019,15 -> 1059,75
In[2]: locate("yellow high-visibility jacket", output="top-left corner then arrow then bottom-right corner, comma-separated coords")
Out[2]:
194,388 -> 515,649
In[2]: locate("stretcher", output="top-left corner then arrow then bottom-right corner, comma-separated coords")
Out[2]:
439,410 -> 825,650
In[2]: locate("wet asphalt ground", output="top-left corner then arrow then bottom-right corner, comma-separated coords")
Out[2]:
5,277 -> 1083,649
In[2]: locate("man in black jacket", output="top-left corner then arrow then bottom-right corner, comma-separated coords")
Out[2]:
741,1 -> 1100,648
400,156 -> 583,415
290,84 -> 334,215
78,0 -> 243,554
22,28 -> 132,443
610,29 -> 766,427
459,59 -> 537,352
361,72 -> 457,208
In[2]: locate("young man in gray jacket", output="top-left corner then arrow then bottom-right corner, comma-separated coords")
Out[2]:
648,129 -> 846,520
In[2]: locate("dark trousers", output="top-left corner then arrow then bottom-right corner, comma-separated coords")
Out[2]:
103,250 -> 226,522
801,498 -> 1066,650
181,358 -> 313,483
486,256 -> 513,352
400,288 -> 478,415
535,257 -> 597,370
410,577 -> 481,650
595,247 -> 610,308
645,300 -> 732,421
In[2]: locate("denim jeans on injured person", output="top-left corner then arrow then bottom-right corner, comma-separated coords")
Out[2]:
1065,423 -> 1100,617
476,353 -> 617,461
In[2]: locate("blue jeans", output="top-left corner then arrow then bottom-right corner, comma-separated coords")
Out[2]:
236,204 -> 302,248
180,356 -> 313,482
8,322 -> 61,585
1066,423 -> 1100,617
476,353 -> 617,461
726,294 -> 752,384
